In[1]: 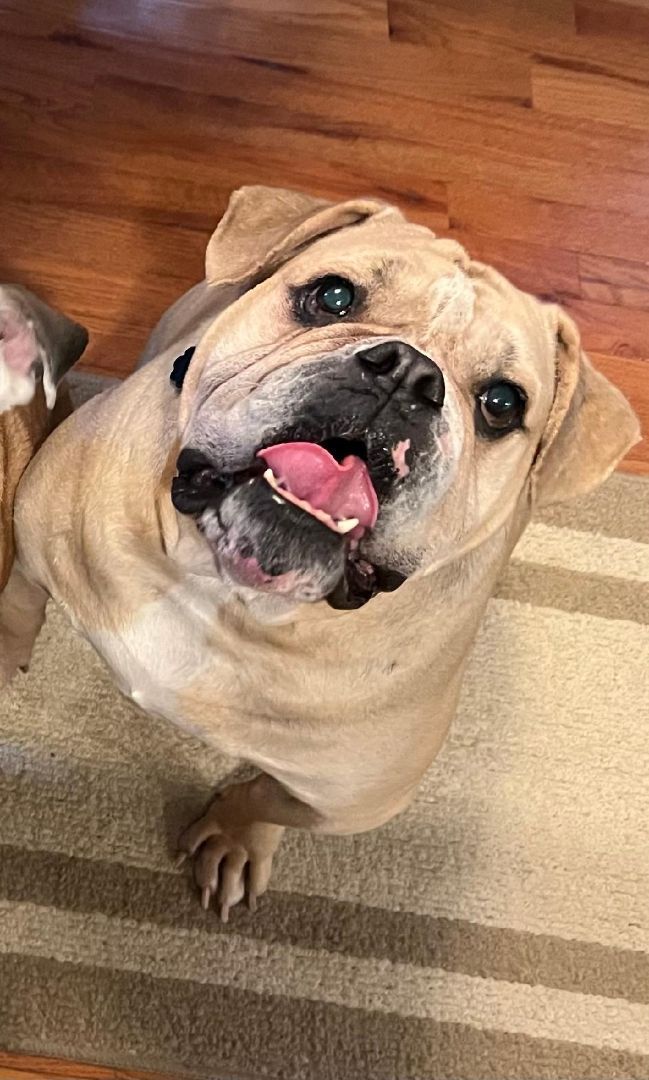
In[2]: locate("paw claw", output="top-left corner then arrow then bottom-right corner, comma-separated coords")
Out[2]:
174,852 -> 187,870
179,800 -> 283,916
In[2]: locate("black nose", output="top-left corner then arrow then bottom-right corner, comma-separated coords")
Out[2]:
356,341 -> 445,407
172,448 -> 224,514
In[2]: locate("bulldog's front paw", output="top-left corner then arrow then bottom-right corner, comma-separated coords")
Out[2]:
0,306 -> 38,415
177,798 -> 284,921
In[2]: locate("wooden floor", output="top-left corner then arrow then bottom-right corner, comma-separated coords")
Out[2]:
0,1051 -> 173,1080
0,0 -> 648,473
0,0 -> 647,1074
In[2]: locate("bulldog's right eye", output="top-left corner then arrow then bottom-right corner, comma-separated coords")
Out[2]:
297,276 -> 357,323
477,380 -> 527,438
315,277 -> 355,316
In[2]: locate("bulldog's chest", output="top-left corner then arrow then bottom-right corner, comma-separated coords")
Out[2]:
86,576 -> 429,748
87,574 -> 236,730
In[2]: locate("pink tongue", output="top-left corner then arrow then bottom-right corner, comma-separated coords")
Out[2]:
258,442 -> 379,530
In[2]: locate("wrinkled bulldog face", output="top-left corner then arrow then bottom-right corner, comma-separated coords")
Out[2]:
170,194 -> 635,608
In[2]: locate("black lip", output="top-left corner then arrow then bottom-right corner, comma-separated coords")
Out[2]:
172,452 -> 265,517
326,559 -> 406,610
171,474 -> 223,516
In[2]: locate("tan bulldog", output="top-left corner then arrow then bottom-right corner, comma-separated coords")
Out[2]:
11,188 -> 640,919
0,287 -> 87,681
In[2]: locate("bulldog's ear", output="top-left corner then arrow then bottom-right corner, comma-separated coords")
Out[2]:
206,185 -> 402,288
531,307 -> 640,508
0,285 -> 88,415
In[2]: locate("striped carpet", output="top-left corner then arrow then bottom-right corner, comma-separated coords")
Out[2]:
0,466 -> 647,1079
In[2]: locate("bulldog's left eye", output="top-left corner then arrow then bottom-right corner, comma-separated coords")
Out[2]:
298,276 -> 357,322
477,380 -> 527,437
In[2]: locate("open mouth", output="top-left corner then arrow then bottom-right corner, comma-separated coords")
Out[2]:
258,439 -> 379,541
172,433 -> 407,608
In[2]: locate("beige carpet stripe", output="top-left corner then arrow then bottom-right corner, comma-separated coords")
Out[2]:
2,604 -> 648,952
537,473 -> 648,543
4,900 -> 649,1056
5,956 -> 649,1080
496,561 -> 649,623
514,521 -> 649,582
2,844 -> 649,1006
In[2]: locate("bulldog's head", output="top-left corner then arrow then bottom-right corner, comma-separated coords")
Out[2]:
172,187 -> 639,608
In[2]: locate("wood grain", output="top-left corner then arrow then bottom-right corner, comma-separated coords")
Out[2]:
0,1051 -> 175,1080
0,13 -> 647,386
1,0 -> 646,476
576,0 -> 649,41
578,253 -> 649,310
449,181 -> 649,264
532,60 -> 649,131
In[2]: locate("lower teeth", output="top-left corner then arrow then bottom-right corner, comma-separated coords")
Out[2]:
263,468 -> 358,535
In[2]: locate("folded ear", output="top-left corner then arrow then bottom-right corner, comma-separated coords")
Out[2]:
531,308 -> 641,508
205,185 -> 403,289
0,285 -> 88,416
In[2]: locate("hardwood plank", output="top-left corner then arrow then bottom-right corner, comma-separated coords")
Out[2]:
564,298 -> 649,360
0,42 -> 452,226
389,0 -> 576,51
0,150 -> 230,232
390,0 -> 649,87
0,1 -> 532,108
0,1051 -> 176,1080
0,202 -> 205,283
448,181 -> 649,263
442,230 -> 582,301
84,71 -> 649,218
5,24 -> 649,222
532,60 -> 649,131
0,0 -> 646,430
0,145 -> 447,234
0,0 -> 388,41
579,254 -> 649,311
576,0 -> 649,41
0,201 -> 206,376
